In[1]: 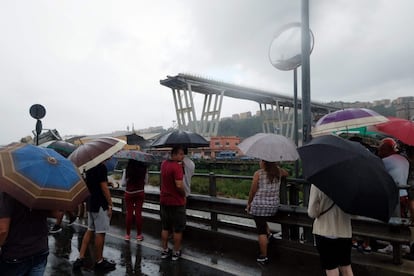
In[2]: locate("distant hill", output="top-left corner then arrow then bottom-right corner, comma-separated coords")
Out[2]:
217,116 -> 263,138
217,104 -> 396,138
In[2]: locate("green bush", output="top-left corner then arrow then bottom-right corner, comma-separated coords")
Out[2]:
148,161 -> 299,200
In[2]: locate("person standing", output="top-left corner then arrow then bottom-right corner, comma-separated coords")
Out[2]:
124,159 -> 148,241
73,162 -> 116,271
246,160 -> 287,264
160,146 -> 186,261
182,148 -> 195,197
377,138 -> 409,217
0,192 -> 59,275
377,138 -> 410,255
308,185 -> 353,276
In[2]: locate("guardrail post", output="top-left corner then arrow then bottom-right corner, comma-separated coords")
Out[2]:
280,178 -> 290,240
209,172 -> 218,231
289,182 -> 300,241
392,242 -> 402,265
302,182 -> 313,244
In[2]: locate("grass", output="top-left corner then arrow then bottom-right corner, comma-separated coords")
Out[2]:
145,161 -> 298,200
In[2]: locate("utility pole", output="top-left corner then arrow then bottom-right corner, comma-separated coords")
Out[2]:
301,0 -> 312,143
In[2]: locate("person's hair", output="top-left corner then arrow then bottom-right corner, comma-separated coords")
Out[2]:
262,161 -> 280,183
171,146 -> 184,156
126,159 -> 147,184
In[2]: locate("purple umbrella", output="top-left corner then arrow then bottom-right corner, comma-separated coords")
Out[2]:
311,108 -> 388,137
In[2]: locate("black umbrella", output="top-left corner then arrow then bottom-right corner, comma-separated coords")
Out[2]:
150,130 -> 209,148
40,140 -> 77,158
298,135 -> 398,222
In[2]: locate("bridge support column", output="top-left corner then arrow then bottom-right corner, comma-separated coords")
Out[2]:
200,91 -> 224,137
259,103 -> 295,139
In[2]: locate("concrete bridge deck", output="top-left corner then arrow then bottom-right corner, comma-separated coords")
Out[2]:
44,214 -> 414,276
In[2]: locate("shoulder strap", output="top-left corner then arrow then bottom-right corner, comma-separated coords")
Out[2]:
318,202 -> 335,218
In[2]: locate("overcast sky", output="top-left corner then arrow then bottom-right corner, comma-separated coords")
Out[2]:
1,0 -> 413,145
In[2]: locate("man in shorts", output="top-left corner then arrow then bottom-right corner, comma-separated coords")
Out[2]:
160,146 -> 186,261
73,162 -> 116,271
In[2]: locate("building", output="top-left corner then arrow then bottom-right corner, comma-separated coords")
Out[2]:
393,97 -> 414,120
209,136 -> 241,158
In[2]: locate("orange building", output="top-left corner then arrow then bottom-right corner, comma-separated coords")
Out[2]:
209,136 -> 241,158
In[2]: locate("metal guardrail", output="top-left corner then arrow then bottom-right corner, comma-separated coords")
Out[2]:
110,173 -> 412,265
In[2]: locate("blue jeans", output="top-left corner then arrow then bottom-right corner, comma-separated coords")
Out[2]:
0,251 -> 48,276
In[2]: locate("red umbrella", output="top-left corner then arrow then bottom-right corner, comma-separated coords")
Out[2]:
374,117 -> 414,146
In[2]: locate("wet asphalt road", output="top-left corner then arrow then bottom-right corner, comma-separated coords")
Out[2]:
45,221 -> 237,276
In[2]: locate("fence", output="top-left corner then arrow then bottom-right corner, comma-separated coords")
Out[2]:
110,171 -> 412,264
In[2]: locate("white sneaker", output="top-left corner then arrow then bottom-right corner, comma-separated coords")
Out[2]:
378,244 -> 393,254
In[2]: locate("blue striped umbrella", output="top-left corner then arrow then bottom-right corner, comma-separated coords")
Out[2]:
0,143 -> 88,210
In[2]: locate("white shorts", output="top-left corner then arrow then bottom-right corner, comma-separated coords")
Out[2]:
87,207 -> 110,233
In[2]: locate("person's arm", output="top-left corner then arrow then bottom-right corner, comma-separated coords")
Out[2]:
247,171 -> 260,211
100,181 -> 113,216
279,167 -> 289,177
0,217 -> 10,246
175,179 -> 185,197
307,184 -> 321,218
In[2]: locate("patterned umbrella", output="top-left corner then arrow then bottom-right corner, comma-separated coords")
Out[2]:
69,137 -> 126,173
113,150 -> 156,163
312,108 -> 388,137
0,143 -> 88,210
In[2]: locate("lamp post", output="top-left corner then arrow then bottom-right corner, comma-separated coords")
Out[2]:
29,104 -> 46,145
301,0 -> 312,143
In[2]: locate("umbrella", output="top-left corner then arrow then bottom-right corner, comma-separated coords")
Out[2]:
114,150 -> 156,163
237,133 -> 299,162
150,130 -> 209,148
298,135 -> 398,222
39,140 -> 77,158
69,137 -> 126,172
373,117 -> 414,146
0,143 -> 88,210
312,108 -> 388,137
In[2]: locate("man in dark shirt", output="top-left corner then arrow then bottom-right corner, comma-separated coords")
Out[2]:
0,192 -> 58,275
73,162 -> 116,271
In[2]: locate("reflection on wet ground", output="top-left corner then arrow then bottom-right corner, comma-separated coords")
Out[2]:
44,208 -> 414,276
45,220 -> 237,276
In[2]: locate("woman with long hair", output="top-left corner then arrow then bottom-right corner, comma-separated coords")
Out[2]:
124,159 -> 148,241
246,160 -> 288,264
